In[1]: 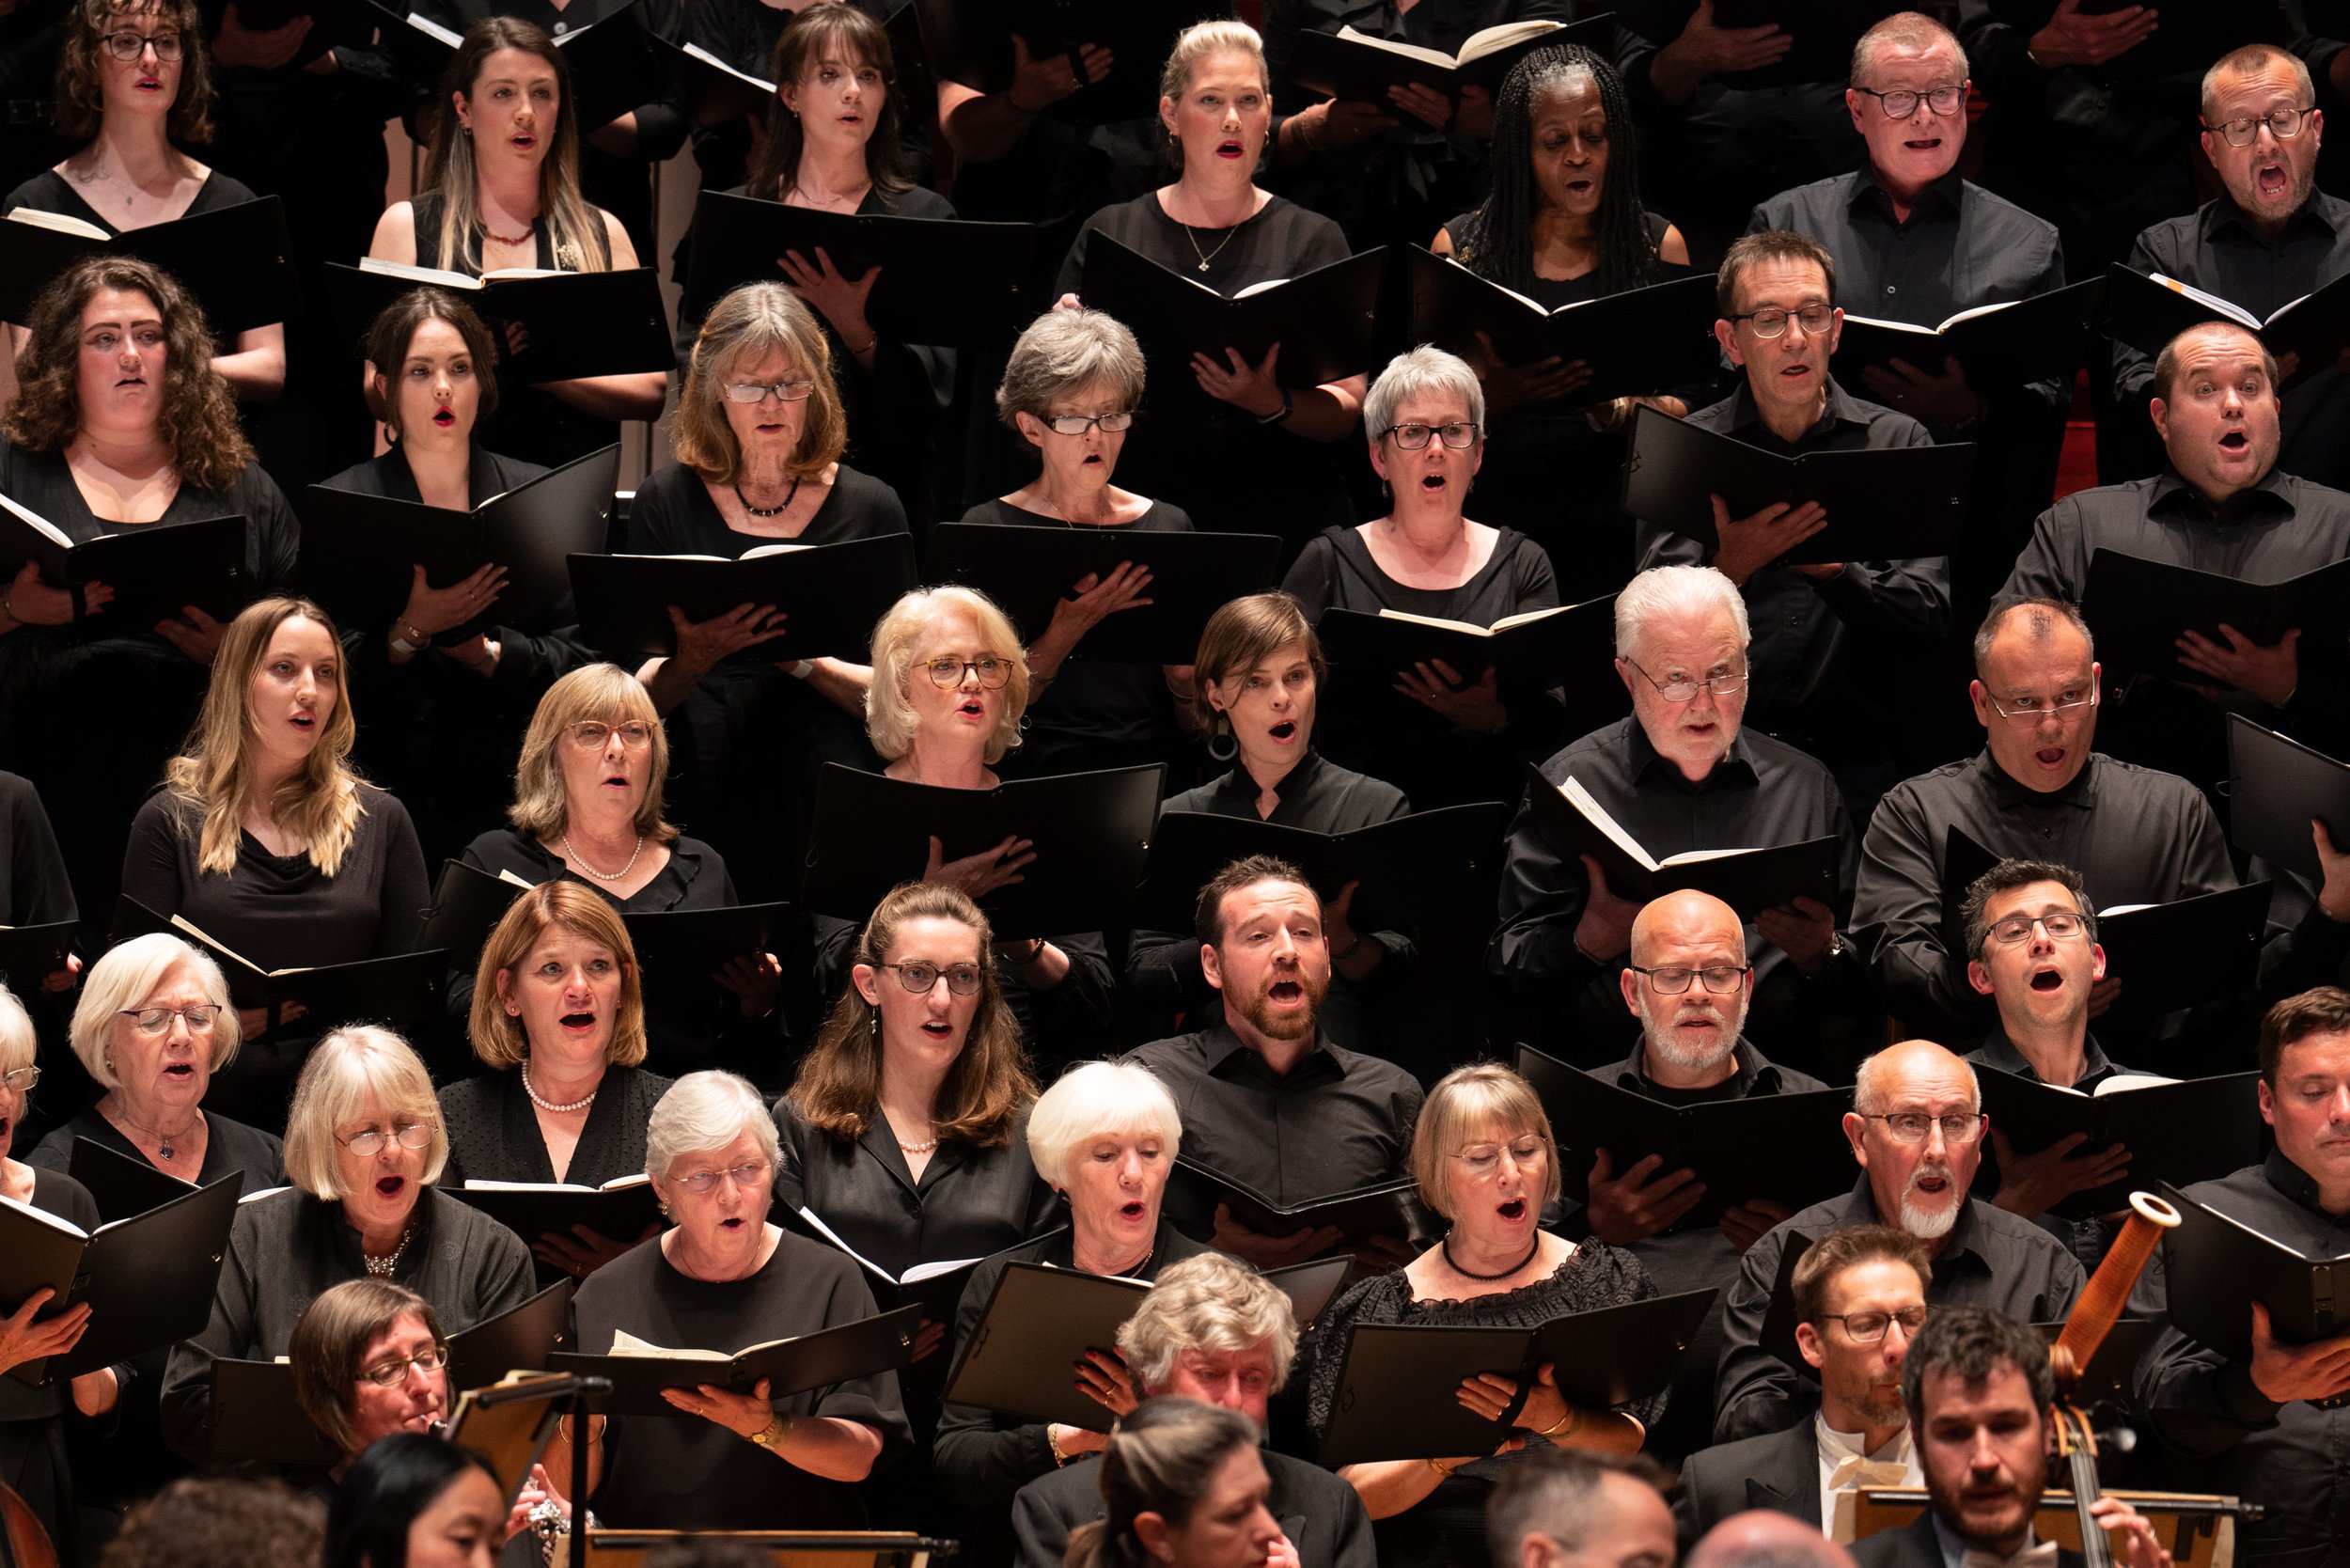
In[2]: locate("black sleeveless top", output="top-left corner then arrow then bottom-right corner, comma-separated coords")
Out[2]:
406,188 -> 613,275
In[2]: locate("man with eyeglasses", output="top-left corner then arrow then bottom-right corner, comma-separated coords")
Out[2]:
1714,1040 -> 2084,1444
1676,1225 -> 1930,1545
1493,564 -> 1872,1074
1632,229 -> 1947,814
1126,855 -> 1421,1274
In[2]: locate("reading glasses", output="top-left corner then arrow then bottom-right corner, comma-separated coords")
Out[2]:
675,1160 -> 773,1195
1379,421 -> 1480,449
1853,85 -> 1963,119
1622,658 -> 1747,704
359,1344 -> 449,1387
566,720 -> 653,750
1451,1137 -> 1545,1176
1,1066 -> 37,1091
101,29 -> 181,59
1818,1305 -> 1928,1342
1042,412 -> 1135,435
338,1121 -> 436,1157
1986,692 -> 2095,726
1731,304 -> 1835,338
878,961 -> 983,996
2208,105 -> 2314,146
923,656 -> 1012,689
1628,964 -> 1750,995
722,380 -> 814,404
1862,1111 -> 1985,1145
1986,911 -> 2090,945
118,1005 -> 222,1036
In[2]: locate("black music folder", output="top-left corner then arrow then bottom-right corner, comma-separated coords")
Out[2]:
0,1172 -> 242,1385
568,532 -> 916,663
111,898 -> 446,1034
654,35 -> 775,126
682,193 -> 1036,346
301,445 -> 617,640
923,524 -> 1282,663
791,1206 -> 988,1328
1080,235 -> 1387,389
205,1358 -> 341,1466
1518,764 -> 1841,918
1515,1045 -> 1855,1225
0,196 -> 299,335
548,1302 -> 919,1417
1406,250 -> 1721,400
1136,803 -> 1511,932
66,1137 -> 203,1226
446,1177 -> 663,1247
2157,1181 -> 2350,1360
1831,276 -> 2108,387
0,495 -> 249,630
368,0 -> 660,133
920,0 -> 1230,126
1622,406 -> 1976,565
1167,1161 -> 1418,1247
444,1279 -> 574,1390
2092,882 -> 2273,1015
2080,549 -> 2350,686
2226,715 -> 2350,885
2104,263 -> 2350,390
1978,1072 -> 2264,1220
939,1263 -> 1152,1432
328,260 -> 674,384
1315,1288 -> 1716,1466
1285,15 -> 1613,101
800,762 -> 1161,933
417,859 -> 533,974
622,901 -> 791,988
1315,595 -> 1616,686
0,920 -> 74,995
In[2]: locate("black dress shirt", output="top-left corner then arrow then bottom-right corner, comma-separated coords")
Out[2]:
1124,1024 -> 1422,1222
1010,1445 -> 1378,1568
1634,381 -> 1948,767
2118,193 -> 2350,489
2129,1150 -> 2350,1566
1716,1179 -> 2085,1443
1853,749 -> 2235,1038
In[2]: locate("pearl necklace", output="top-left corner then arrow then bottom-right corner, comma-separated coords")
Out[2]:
364,1226 -> 415,1278
522,1057 -> 598,1114
562,830 -> 642,882
898,1136 -> 939,1155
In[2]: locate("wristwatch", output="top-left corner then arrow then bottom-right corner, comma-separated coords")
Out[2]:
1255,388 -> 1294,426
749,1413 -> 791,1449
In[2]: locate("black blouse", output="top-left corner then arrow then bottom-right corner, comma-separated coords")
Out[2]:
571,1227 -> 914,1529
1,169 -> 272,349
438,1063 -> 672,1189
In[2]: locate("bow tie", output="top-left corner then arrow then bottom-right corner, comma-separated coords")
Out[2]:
1964,1541 -> 2061,1568
1825,1455 -> 1912,1492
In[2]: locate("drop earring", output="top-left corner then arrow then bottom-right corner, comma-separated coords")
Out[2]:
1206,711 -> 1237,761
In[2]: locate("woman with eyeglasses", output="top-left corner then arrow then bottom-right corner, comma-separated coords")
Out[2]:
957,307 -> 1200,780
3,0 -> 285,400
558,1071 -> 911,1529
290,1280 -> 452,1474
159,1025 -> 535,1463
1280,346 -> 1567,809
1305,1063 -> 1656,1568
453,666 -> 782,1078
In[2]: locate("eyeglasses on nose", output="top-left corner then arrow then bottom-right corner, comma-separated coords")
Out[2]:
922,656 -> 1011,688
102,29 -> 181,59
1627,964 -> 1749,995
338,1121 -> 435,1156
878,960 -> 983,996
1731,304 -> 1835,338
1380,421 -> 1480,449
359,1344 -> 448,1387
722,379 -> 814,403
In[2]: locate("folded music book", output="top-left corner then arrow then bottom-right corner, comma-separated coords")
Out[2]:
1080,235 -> 1387,390
2156,1181 -> 2350,1362
1315,595 -> 1616,687
2225,715 -> 2350,886
0,919 -> 74,996
922,523 -> 1282,663
1830,276 -> 2109,387
2079,549 -> 2350,686
983,0 -> 1240,124
1315,1288 -> 1718,1466
300,445 -> 617,640
65,1137 -> 208,1226
444,1279 -> 574,1391
1284,15 -> 1613,101
800,762 -> 1162,933
567,532 -> 916,663
792,1206 -> 984,1328
0,1172 -> 243,1385
0,196 -> 298,335
0,494 -> 249,631
1622,406 -> 1975,565
111,897 -> 446,1034
1978,1072 -> 2264,1219
1518,765 -> 1841,918
545,1302 -> 919,1417
418,860 -> 790,992
682,193 -> 1036,346
417,859 -> 535,975
1166,1160 -> 1418,1250
2090,882 -> 2273,1015
1136,803 -> 1511,932
1513,1044 -> 1856,1226
2104,263 -> 2350,391
446,1177 -> 663,1248
1406,249 -> 1721,400
330,260 -> 674,384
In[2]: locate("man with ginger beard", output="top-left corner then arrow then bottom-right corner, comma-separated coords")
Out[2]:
1126,855 -> 1421,1271
1713,1041 -> 2083,1444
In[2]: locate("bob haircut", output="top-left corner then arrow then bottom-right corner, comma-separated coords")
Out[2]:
995,308 -> 1148,437
70,933 -> 242,1088
672,282 -> 846,486
290,1279 -> 446,1457
468,883 -> 648,1070
1116,1252 -> 1299,1394
507,665 -> 680,844
282,1027 -> 448,1200
645,1071 -> 780,1180
325,1434 -> 500,1568
0,984 -> 32,1079
55,0 -> 215,143
363,287 -> 501,438
2,255 -> 253,493
865,586 -> 1031,764
1362,345 -> 1485,447
1410,1063 -> 1561,1219
1026,1060 -> 1182,1191
1189,591 -> 1325,735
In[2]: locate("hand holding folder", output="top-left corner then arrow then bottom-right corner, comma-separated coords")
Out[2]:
923,525 -> 1281,663
1079,235 -> 1386,390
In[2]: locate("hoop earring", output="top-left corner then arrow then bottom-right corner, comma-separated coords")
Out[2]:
1206,712 -> 1237,761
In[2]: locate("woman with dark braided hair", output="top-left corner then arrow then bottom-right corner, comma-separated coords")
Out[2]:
1433,45 -> 1699,603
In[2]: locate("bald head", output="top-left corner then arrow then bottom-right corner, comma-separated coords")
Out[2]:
1855,1040 -> 1978,1115
1621,891 -> 1750,1085
1629,890 -> 1745,967
1688,1513 -> 1857,1568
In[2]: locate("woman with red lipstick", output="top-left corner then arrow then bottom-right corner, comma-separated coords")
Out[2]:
368,17 -> 668,467
436,884 -> 669,1278
959,307 -> 1198,779
4,0 -> 286,401
563,1071 -> 911,1529
119,597 -> 431,1130
1281,346 -> 1567,810
0,981 -> 123,1565
1306,1063 -> 1658,1568
158,1024 -> 536,1464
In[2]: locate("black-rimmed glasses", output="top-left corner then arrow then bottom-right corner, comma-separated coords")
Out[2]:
2209,106 -> 2315,147
722,379 -> 814,404
102,29 -> 181,59
1853,85 -> 1963,119
922,656 -> 1012,689
1730,304 -> 1835,338
1042,412 -> 1135,436
1818,1305 -> 1927,1342
878,961 -> 983,996
1627,964 -> 1749,995
1380,421 -> 1480,449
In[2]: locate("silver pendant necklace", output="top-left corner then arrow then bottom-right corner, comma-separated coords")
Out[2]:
1183,222 -> 1239,274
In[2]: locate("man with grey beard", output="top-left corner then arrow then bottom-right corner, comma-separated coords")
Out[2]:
1710,1041 -> 2083,1445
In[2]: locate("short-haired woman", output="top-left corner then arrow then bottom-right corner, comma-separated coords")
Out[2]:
289,1279 -> 449,1472
159,1026 -> 535,1461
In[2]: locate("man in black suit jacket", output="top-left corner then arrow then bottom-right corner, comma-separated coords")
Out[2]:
1853,1308 -> 2170,1568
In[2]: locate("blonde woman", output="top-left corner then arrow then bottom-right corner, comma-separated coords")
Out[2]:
119,597 -> 428,1128
366,16 -> 666,463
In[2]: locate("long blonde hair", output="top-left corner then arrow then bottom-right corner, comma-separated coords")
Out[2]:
420,17 -> 607,275
164,598 -> 367,877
